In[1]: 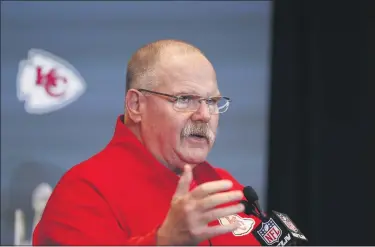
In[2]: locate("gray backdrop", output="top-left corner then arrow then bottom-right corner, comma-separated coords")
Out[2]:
1,2 -> 272,245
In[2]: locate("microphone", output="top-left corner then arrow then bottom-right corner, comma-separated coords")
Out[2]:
243,186 -> 267,221
240,200 -> 253,215
242,186 -> 308,246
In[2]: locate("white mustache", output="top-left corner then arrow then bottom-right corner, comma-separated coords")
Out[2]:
181,123 -> 215,143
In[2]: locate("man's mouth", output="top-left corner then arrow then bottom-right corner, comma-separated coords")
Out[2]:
187,134 -> 209,143
189,133 -> 206,138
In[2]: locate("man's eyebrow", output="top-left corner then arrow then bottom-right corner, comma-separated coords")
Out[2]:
173,90 -> 199,95
173,90 -> 221,97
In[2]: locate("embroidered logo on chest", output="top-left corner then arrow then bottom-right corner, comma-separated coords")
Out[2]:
218,214 -> 255,236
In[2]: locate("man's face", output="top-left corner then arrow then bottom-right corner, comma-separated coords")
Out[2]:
140,53 -> 220,169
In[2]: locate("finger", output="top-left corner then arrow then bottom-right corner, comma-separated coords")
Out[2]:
205,223 -> 240,240
196,190 -> 243,211
173,165 -> 193,198
190,180 -> 233,199
192,222 -> 240,242
200,203 -> 245,223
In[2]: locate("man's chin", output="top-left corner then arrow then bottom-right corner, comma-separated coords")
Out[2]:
178,150 -> 209,165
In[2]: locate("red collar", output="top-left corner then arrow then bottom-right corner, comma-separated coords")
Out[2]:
109,115 -> 221,185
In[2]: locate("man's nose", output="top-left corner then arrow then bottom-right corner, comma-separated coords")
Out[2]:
191,101 -> 211,122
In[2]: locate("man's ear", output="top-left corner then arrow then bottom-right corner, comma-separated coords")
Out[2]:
125,89 -> 144,123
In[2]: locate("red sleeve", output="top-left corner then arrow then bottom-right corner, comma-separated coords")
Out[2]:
33,172 -> 158,246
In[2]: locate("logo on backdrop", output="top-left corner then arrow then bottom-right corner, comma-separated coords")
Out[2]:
17,49 -> 87,114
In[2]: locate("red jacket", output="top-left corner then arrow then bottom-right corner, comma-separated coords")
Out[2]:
33,115 -> 262,245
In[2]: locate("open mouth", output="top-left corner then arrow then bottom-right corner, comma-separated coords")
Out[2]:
187,134 -> 209,144
189,134 -> 206,139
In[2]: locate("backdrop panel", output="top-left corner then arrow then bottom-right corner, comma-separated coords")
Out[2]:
1,2 -> 272,245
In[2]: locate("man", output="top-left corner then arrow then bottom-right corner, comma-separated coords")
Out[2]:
33,40 -> 262,245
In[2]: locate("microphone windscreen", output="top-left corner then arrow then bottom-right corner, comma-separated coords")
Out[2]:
240,200 -> 253,215
243,186 -> 259,202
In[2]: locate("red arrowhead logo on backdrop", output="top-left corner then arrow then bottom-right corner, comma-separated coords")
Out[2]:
17,49 -> 87,114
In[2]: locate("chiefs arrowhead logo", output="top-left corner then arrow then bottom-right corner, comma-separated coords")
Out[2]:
218,214 -> 255,237
17,49 -> 86,114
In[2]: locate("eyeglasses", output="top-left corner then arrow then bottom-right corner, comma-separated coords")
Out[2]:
137,88 -> 231,114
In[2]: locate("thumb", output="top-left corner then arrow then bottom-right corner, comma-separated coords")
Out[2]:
174,165 -> 193,198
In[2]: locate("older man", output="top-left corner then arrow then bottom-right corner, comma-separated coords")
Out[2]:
33,40 -> 262,246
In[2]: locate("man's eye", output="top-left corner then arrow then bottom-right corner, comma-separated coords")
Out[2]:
206,98 -> 216,105
206,98 -> 220,105
178,95 -> 193,103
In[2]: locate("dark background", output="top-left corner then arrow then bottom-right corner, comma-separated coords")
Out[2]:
266,0 -> 375,245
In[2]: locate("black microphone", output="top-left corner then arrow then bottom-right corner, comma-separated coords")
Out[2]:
242,186 -> 308,246
240,200 -> 253,215
243,186 -> 267,221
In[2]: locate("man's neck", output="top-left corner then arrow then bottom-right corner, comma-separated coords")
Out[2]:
125,121 -> 144,145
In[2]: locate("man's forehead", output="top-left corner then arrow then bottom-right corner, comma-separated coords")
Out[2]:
148,48 -> 219,94
157,79 -> 220,96
173,84 -> 218,93
158,78 -> 219,97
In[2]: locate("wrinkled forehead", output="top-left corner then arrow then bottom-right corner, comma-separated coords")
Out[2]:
156,53 -> 220,96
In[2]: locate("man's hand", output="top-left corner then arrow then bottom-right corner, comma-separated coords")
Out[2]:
157,165 -> 245,245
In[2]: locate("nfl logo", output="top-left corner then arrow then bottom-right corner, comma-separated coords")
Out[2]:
275,212 -> 299,233
257,218 -> 282,245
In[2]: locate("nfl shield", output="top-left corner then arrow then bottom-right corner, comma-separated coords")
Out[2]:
257,218 -> 282,245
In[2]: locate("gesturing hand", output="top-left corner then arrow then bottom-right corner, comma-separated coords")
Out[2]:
157,165 -> 245,246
